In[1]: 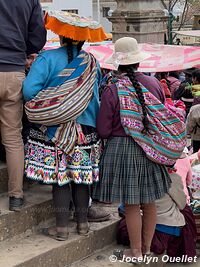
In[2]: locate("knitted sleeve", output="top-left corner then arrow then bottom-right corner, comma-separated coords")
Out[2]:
97,84 -> 118,139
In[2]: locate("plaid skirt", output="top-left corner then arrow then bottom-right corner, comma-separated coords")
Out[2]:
93,136 -> 171,204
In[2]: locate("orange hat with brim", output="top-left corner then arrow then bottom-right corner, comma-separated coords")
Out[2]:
45,11 -> 107,43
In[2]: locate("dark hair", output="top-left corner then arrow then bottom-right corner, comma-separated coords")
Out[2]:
169,71 -> 179,79
155,72 -> 168,81
62,37 -> 84,63
118,64 -> 149,133
192,69 -> 200,83
155,72 -> 171,91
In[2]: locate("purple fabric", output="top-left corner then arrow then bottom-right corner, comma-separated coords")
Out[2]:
151,206 -> 197,257
167,76 -> 181,97
97,84 -> 127,139
192,97 -> 200,106
117,206 -> 197,257
135,72 -> 166,104
97,72 -> 165,139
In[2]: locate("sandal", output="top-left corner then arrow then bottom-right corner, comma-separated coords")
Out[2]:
42,227 -> 69,241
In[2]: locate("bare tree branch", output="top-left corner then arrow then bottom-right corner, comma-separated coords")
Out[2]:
161,0 -> 168,9
173,0 -> 188,41
171,0 -> 179,9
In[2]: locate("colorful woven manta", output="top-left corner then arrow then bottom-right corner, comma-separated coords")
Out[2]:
25,51 -> 97,154
116,75 -> 187,165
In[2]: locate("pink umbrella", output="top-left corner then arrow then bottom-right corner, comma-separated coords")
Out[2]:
44,41 -> 60,50
84,43 -> 200,72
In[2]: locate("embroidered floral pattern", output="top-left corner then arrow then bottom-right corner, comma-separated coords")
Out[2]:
25,128 -> 102,186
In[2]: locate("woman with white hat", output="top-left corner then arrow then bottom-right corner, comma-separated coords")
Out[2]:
94,37 -> 171,261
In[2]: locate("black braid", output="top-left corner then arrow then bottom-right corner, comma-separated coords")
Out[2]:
77,41 -> 84,52
119,65 -> 149,133
66,40 -> 73,63
62,37 -> 84,63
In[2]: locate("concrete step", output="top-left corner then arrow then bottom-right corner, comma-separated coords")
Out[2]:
70,244 -> 200,267
0,184 -> 53,241
0,204 -> 119,267
0,161 -> 8,194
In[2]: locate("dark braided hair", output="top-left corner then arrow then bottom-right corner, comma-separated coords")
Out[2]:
62,37 -> 84,63
119,64 -> 149,133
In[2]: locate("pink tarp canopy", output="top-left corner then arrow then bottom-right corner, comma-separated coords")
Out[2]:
44,41 -> 60,50
84,43 -> 200,72
44,41 -> 200,72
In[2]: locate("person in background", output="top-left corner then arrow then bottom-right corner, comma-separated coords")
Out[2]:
25,54 -> 37,75
167,71 -> 181,98
173,68 -> 195,116
154,71 -> 181,100
192,69 -> 200,106
179,71 -> 185,82
186,70 -> 200,153
94,37 -> 171,261
151,173 -> 196,258
186,104 -> 200,153
158,75 -> 172,104
175,147 -> 192,204
0,0 -> 46,211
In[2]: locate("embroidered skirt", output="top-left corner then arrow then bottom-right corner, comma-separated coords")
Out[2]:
25,126 -> 102,186
93,136 -> 171,204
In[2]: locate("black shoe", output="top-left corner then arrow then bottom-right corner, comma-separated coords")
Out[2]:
9,197 -> 24,212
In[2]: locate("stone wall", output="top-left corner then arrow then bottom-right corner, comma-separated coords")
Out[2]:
108,0 -> 168,43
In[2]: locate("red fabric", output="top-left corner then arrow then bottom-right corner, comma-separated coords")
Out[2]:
160,79 -> 171,98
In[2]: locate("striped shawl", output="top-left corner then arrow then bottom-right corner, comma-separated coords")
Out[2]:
25,51 -> 97,154
116,75 -> 187,166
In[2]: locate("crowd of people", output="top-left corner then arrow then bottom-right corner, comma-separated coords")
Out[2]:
0,0 -> 200,264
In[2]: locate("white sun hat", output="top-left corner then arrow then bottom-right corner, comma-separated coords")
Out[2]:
111,37 -> 150,67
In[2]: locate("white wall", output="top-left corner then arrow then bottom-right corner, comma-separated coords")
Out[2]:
41,0 -> 92,17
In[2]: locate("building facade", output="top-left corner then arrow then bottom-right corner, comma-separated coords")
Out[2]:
92,0 -> 117,33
